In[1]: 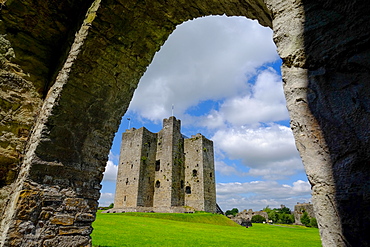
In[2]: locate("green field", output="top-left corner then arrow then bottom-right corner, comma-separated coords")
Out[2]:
91,211 -> 322,247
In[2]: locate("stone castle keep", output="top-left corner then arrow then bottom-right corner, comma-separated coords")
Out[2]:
109,116 -> 216,213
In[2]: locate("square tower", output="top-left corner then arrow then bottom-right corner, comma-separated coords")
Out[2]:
184,134 -> 216,213
153,116 -> 185,208
114,127 -> 157,208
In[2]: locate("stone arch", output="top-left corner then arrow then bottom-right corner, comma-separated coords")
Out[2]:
0,0 -> 369,246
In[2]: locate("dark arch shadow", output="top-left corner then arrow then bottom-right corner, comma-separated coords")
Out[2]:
0,0 -> 369,246
297,0 -> 370,245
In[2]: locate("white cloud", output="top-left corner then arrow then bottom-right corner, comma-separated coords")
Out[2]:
102,160 -> 118,182
215,160 -> 247,176
219,68 -> 288,125
212,125 -> 303,180
197,68 -> 288,129
216,180 -> 311,211
128,15 -> 279,121
292,180 -> 312,193
98,192 -> 115,207
108,151 -> 120,164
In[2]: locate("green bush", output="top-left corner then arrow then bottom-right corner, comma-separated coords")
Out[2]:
263,206 -> 294,224
300,212 -> 311,227
310,217 -> 318,228
268,211 -> 278,223
225,208 -> 239,217
251,215 -> 266,223
279,214 -> 294,224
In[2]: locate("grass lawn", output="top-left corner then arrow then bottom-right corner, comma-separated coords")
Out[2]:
91,211 -> 322,247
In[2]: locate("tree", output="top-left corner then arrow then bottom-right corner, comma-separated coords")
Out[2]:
300,212 -> 310,226
225,208 -> 239,217
263,206 -> 294,224
262,206 -> 272,214
251,215 -> 266,223
279,213 -> 294,224
268,211 -> 279,223
278,207 -> 291,215
310,217 -> 318,228
108,203 -> 114,209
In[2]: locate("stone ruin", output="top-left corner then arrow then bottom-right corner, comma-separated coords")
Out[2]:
294,202 -> 316,225
229,209 -> 269,226
106,116 -> 216,213
0,0 -> 369,246
231,205 -> 316,226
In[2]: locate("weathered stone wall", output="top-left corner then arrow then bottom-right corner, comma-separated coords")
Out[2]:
0,0 -> 95,201
268,0 -> 370,245
137,128 -> 157,207
169,118 -> 186,207
153,117 -> 184,208
0,0 -> 91,223
114,127 -> 157,208
0,0 -> 369,246
184,135 -> 206,211
114,128 -> 138,208
0,2 -> 103,245
294,203 -> 315,225
202,137 -> 216,213
230,209 -> 269,225
184,134 -> 216,213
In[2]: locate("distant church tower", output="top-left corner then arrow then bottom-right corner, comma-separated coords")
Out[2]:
112,116 -> 216,213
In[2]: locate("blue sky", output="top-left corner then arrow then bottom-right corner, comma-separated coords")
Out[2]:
99,15 -> 312,211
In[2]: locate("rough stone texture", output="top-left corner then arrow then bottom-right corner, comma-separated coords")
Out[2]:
114,127 -> 157,208
153,117 -> 185,208
270,0 -> 370,246
184,133 -> 216,213
0,0 -> 369,246
112,117 -> 216,213
0,32 -> 43,214
0,1 -> 103,246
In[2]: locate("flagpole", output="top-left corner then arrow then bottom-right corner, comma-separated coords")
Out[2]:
127,118 -> 131,129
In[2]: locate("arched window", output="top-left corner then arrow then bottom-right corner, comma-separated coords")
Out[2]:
192,169 -> 198,177
155,160 -> 160,171
185,186 -> 191,194
155,180 -> 160,188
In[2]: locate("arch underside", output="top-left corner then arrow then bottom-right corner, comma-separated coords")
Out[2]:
0,0 -> 369,246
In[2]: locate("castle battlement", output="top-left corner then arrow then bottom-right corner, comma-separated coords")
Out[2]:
110,117 -> 216,213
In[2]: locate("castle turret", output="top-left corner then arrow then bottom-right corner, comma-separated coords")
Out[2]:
114,127 -> 157,208
153,116 -> 185,208
184,134 -> 216,213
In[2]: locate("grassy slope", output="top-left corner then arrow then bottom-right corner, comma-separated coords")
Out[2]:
91,212 -> 322,247
116,212 -> 240,227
